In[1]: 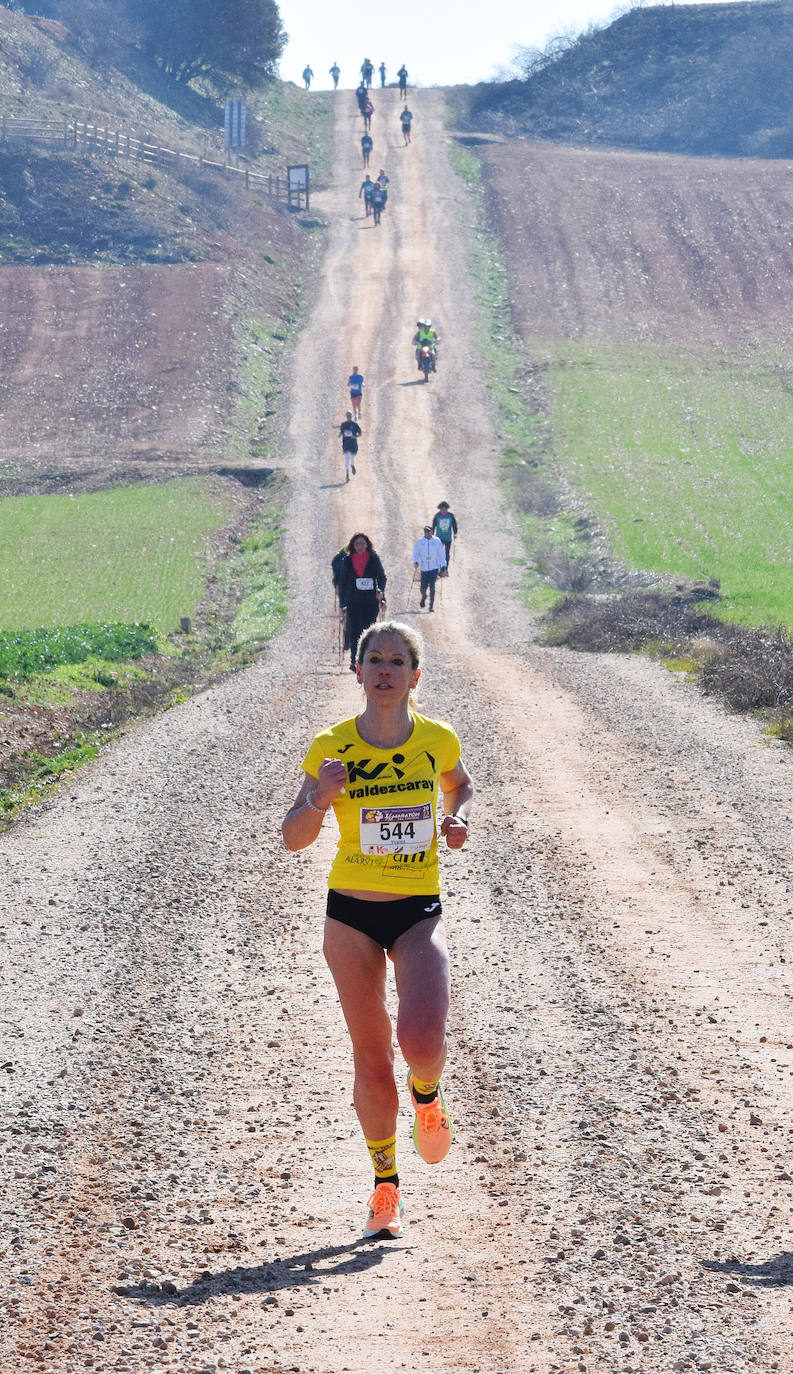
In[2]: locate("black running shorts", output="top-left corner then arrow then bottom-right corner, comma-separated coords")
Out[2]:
326,890 -> 443,951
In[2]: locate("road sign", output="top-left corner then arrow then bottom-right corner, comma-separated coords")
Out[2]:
224,100 -> 246,152
287,163 -> 310,209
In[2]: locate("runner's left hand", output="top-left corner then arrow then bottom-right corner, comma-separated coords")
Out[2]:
440,815 -> 468,850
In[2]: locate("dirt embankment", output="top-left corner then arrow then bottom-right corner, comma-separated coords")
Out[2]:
0,91 -> 791,1374
479,139 -> 793,350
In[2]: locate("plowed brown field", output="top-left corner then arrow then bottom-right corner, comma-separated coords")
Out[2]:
478,138 -> 793,348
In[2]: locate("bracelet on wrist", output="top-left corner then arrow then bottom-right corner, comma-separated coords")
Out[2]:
305,791 -> 330,815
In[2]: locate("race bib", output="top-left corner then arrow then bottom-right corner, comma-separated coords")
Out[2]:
356,577 -> 374,591
359,803 -> 434,854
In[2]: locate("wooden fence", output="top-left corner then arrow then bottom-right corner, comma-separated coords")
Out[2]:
0,116 -> 308,207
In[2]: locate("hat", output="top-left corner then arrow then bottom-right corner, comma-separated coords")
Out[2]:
423,524 -> 432,532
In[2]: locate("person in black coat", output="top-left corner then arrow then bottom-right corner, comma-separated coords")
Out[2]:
338,533 -> 387,671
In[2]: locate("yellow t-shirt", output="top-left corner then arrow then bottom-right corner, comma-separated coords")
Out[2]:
301,712 -> 461,894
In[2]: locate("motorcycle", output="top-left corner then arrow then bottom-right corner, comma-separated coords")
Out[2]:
418,344 -> 435,382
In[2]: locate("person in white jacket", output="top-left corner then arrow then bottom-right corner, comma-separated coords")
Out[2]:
412,524 -> 447,612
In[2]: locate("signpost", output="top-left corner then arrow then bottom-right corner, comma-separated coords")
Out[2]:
224,99 -> 246,162
287,163 -> 310,210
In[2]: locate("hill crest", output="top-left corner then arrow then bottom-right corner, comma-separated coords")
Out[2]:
459,0 -> 793,158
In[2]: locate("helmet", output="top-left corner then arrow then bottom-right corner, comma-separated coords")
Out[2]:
425,320 -> 432,328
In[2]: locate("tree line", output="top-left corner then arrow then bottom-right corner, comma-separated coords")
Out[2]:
1,0 -> 286,90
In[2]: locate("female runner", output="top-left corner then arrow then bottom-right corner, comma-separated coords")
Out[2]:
282,621 -> 473,1238
337,532 -> 387,672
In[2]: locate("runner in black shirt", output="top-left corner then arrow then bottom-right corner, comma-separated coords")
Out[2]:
339,411 -> 362,482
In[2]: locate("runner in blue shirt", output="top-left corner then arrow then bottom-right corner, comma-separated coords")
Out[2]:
359,174 -> 375,216
371,181 -> 386,226
348,366 -> 364,417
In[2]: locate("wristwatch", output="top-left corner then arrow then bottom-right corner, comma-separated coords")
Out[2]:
450,813 -> 468,828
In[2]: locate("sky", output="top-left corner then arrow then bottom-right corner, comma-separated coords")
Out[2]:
276,0 -> 724,90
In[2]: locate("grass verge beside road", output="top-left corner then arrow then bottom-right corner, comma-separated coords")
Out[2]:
0,473 -> 287,826
546,339 -> 793,629
448,140 -> 609,610
451,132 -> 793,740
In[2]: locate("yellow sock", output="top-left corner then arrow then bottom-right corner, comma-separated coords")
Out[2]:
411,1075 -> 439,1101
366,1134 -> 398,1182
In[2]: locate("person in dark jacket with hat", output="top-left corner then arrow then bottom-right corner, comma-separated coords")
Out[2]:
431,502 -> 458,574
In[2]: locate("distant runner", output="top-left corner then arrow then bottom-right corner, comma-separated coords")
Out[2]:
329,62 -> 341,89
302,65 -> 314,90
397,64 -> 408,98
359,174 -> 375,216
371,181 -> 387,226
348,365 -> 364,416
400,107 -> 413,145
379,61 -> 387,87
361,57 -> 374,88
339,410 -> 361,481
281,618 -> 472,1240
361,132 -> 373,167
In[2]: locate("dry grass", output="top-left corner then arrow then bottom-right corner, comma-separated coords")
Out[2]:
545,588 -> 793,733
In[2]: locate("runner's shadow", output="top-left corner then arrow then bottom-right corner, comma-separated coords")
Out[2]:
702,1252 -> 793,1287
318,481 -> 348,489
116,1236 -> 412,1307
399,379 -> 432,387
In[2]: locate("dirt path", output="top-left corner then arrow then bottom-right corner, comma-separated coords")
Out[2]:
1,91 -> 791,1374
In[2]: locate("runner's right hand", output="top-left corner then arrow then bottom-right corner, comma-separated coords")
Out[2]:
316,757 -> 348,803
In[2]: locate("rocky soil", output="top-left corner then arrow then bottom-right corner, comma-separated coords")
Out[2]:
1,90 -> 791,1374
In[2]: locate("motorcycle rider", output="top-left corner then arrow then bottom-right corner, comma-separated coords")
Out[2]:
412,319 -> 439,372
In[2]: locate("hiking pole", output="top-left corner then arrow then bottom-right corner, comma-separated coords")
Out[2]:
406,566 -> 418,613
337,611 -> 344,669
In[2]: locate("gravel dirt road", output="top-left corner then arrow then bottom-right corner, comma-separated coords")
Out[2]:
1,91 -> 791,1374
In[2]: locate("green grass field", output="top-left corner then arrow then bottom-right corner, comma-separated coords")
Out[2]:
0,477 -> 237,632
543,340 -> 793,628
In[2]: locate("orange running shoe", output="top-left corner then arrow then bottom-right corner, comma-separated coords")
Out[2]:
407,1072 -> 453,1164
364,1181 -> 404,1239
